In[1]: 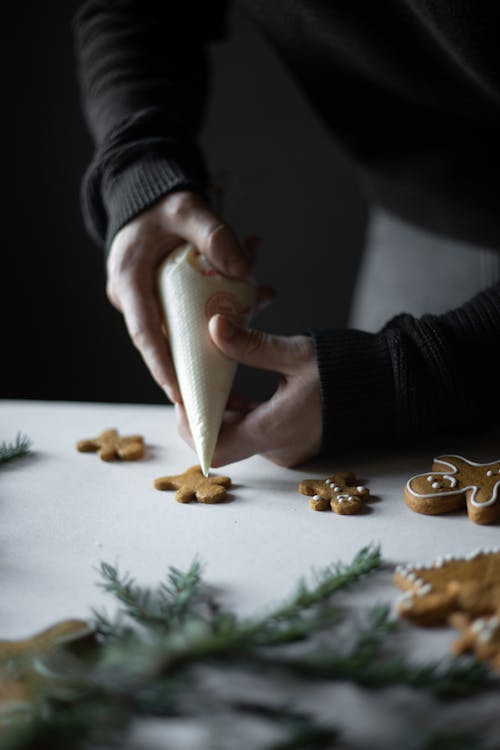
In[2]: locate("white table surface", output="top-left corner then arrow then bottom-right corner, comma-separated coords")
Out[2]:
1,399 -> 499,748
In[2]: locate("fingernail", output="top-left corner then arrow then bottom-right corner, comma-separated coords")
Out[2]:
216,315 -> 236,341
163,385 -> 175,403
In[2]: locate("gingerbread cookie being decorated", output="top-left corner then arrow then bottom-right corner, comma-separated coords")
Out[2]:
404,455 -> 500,525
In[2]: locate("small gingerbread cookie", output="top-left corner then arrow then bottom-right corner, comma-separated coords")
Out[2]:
298,471 -> 369,515
77,429 -> 145,461
394,549 -> 500,626
404,454 -> 500,525
154,465 -> 231,504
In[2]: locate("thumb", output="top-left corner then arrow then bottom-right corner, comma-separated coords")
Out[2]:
209,314 -> 310,376
174,201 -> 250,279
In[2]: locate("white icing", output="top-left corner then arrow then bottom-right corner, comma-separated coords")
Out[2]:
432,482 -> 441,489
356,485 -> 365,492
417,584 -> 432,595
405,455 -> 500,509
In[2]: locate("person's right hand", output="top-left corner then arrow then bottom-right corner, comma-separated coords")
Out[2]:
106,190 -> 252,402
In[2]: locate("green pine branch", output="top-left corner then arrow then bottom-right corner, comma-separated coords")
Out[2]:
0,433 -> 32,465
1,544 -> 498,750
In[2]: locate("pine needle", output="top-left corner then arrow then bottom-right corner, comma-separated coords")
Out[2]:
0,433 -> 32,465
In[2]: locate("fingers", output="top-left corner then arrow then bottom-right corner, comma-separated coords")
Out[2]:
209,315 -> 313,376
176,396 -> 270,468
211,404 -> 274,467
175,347 -> 322,470
160,192 -> 250,278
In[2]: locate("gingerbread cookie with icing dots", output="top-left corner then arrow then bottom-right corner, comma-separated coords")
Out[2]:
154,465 -> 231,504
298,471 -> 369,515
394,549 -> 500,626
404,455 -> 500,525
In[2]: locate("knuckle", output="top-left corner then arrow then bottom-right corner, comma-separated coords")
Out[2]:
130,327 -> 150,351
206,221 -> 230,249
244,329 -> 266,357
249,402 -> 276,440
163,191 -> 200,222
106,281 -> 119,308
293,335 -> 314,364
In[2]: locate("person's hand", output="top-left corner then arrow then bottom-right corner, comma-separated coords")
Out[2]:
175,314 -> 323,468
106,190 -> 252,402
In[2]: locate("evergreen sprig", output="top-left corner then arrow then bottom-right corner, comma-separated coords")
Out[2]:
0,433 -> 32,465
1,544 -> 497,750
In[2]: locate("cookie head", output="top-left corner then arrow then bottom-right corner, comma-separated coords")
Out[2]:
404,455 -> 500,525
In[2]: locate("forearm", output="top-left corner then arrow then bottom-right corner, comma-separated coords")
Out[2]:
73,0 -> 229,247
312,282 -> 500,453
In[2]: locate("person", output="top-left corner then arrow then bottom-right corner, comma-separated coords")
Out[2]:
73,1 -> 500,469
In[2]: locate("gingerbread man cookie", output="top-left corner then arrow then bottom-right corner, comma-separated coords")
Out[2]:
77,429 -> 145,461
1,620 -> 93,713
404,455 -> 500,525
298,471 -> 369,515
154,465 -> 231,504
394,549 -> 500,626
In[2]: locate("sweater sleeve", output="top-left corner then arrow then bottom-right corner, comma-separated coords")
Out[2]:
73,0 -> 230,250
311,282 -> 500,454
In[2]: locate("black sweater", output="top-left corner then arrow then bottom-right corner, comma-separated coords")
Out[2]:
74,0 -> 500,453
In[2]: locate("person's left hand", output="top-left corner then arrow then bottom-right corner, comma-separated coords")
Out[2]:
174,314 -> 323,468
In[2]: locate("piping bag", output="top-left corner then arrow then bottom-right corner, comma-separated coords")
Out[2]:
158,243 -> 256,476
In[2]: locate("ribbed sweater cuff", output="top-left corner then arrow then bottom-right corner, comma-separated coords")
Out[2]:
102,154 -> 209,251
311,329 -> 396,455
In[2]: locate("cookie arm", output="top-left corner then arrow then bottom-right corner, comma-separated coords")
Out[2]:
312,282 -> 500,454
73,0 -> 229,250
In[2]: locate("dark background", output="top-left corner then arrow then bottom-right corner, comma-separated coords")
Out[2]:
4,3 -> 367,404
